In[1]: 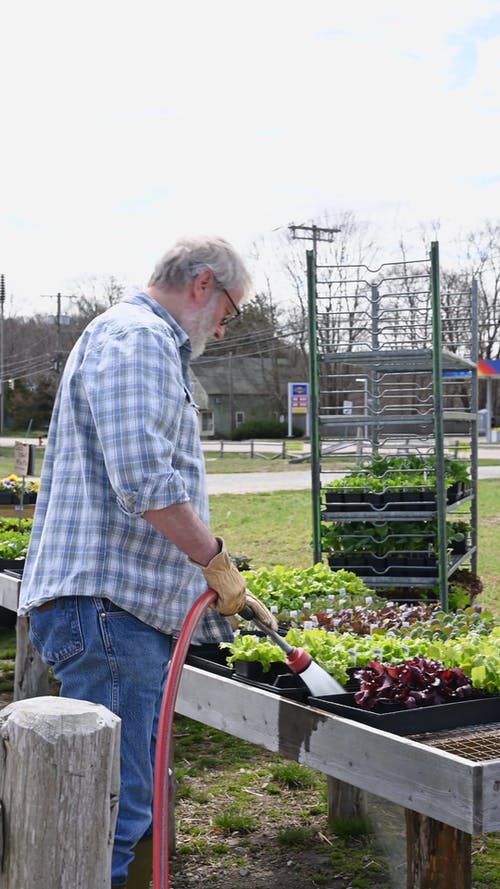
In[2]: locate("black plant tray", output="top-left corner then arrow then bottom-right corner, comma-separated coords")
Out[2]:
185,644 -> 233,678
185,631 -> 269,679
0,559 -> 25,572
232,660 -> 309,701
307,693 -> 500,736
183,649 -> 308,701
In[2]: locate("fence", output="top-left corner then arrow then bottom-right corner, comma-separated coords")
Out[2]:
202,439 -> 291,459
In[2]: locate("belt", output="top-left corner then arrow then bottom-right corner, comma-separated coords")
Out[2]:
35,600 -> 56,612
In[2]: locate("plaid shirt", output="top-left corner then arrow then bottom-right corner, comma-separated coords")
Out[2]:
19,291 -> 232,643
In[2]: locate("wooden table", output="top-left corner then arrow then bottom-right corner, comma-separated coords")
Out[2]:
177,664 -> 500,889
0,504 -> 35,519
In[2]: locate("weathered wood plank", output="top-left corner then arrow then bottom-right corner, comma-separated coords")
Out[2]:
0,696 -> 120,888
177,666 -> 488,834
478,760 -> 500,833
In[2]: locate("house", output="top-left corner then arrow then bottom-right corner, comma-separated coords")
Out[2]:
191,353 -> 306,438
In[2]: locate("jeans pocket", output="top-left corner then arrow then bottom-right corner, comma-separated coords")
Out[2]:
29,597 -> 84,666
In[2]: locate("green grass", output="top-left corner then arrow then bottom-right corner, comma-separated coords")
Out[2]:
204,453 -> 309,474
269,762 -> 318,790
211,808 -> 257,834
0,629 -> 17,659
475,479 -> 500,612
328,815 -> 371,837
209,480 -> 500,613
473,833 -> 500,886
0,447 -> 44,478
209,490 -> 313,568
276,826 -> 315,846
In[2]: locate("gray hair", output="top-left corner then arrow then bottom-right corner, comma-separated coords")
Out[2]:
148,236 -> 252,299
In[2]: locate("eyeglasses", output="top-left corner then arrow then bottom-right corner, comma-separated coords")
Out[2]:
218,286 -> 241,326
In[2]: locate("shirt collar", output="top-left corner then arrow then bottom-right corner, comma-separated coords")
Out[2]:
121,290 -> 191,352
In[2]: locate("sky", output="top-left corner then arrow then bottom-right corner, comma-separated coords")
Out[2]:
2,0 -> 500,315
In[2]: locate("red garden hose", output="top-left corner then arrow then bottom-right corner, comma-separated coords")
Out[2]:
152,588 -> 218,889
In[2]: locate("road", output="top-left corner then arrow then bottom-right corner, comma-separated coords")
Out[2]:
207,463 -> 500,495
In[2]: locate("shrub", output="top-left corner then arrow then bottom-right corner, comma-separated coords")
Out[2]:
229,419 -> 302,440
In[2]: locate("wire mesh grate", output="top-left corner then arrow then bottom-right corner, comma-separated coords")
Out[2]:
412,723 -> 500,761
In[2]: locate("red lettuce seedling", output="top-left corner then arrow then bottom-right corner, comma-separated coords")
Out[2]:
354,656 -> 476,710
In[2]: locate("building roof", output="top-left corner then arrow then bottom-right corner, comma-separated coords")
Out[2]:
192,355 -> 298,396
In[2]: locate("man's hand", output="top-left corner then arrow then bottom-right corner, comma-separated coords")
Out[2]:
198,539 -> 246,616
240,592 -> 278,631
197,539 -> 278,630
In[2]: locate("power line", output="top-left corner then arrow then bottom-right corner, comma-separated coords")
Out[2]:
198,320 -> 309,353
1,351 -> 55,376
11,363 -> 56,382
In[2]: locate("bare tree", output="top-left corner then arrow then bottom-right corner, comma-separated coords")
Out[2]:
462,220 -> 500,360
275,210 -> 381,355
70,275 -> 125,332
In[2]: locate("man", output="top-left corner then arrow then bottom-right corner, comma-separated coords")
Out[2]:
19,236 -> 277,888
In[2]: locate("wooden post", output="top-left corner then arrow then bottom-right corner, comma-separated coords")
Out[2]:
14,615 -> 50,701
405,809 -> 472,889
0,696 -> 120,888
326,776 -> 368,821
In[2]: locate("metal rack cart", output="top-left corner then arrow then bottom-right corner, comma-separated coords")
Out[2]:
307,241 -> 478,609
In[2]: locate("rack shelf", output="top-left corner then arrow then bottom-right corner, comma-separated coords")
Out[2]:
307,241 -> 478,609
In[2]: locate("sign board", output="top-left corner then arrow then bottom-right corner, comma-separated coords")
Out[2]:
14,441 -> 35,476
290,383 -> 309,413
287,382 -> 309,437
342,400 -> 353,416
478,359 -> 500,377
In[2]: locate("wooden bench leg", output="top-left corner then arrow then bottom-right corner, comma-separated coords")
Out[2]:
326,776 -> 368,821
405,809 -> 471,889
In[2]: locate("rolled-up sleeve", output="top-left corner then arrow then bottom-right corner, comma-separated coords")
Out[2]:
81,323 -> 192,515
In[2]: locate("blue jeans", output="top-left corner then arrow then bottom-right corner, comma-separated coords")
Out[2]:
29,596 -> 171,886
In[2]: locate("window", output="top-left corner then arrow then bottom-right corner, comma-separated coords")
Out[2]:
235,411 -> 245,427
200,411 -> 214,436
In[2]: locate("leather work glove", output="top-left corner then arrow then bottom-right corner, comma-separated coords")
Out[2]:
196,538 -> 246,616
196,538 -> 278,630
240,591 -> 278,631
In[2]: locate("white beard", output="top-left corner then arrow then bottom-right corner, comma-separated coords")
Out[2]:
182,298 -> 218,358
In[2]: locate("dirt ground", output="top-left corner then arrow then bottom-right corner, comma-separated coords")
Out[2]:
168,755 -> 405,889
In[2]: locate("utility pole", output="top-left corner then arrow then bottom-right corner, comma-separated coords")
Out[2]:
289,223 -> 341,263
40,292 -> 75,375
0,274 -> 5,435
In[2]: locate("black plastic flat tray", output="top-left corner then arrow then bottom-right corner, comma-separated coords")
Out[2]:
232,670 -> 309,702
308,693 -> 500,736
185,647 -> 309,700
185,644 -> 233,678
